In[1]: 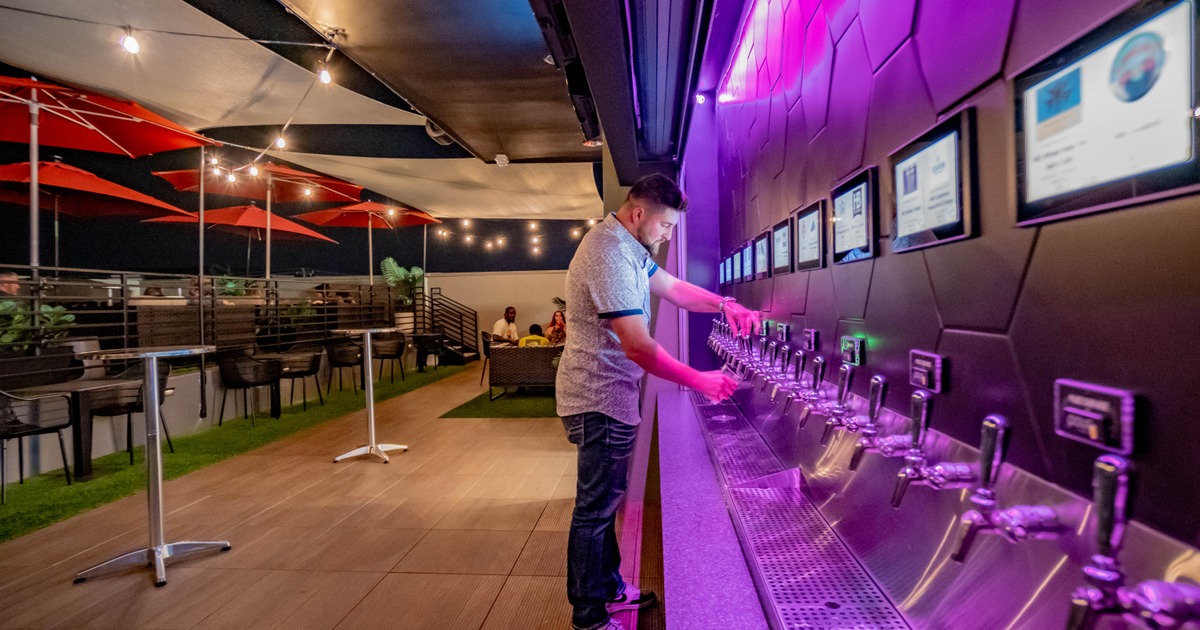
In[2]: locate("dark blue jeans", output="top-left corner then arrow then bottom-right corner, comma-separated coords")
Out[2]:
563,412 -> 637,629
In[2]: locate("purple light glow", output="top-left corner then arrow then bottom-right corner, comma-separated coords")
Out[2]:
718,0 -> 771,104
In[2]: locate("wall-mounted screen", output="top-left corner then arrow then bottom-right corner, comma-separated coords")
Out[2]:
1015,0 -> 1200,225
719,259 -> 726,285
754,233 -> 771,280
741,243 -> 754,281
890,109 -> 978,252
831,167 -> 877,264
794,200 -> 826,271
732,250 -> 742,283
772,218 -> 794,275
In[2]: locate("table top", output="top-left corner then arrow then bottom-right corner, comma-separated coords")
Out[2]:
16,378 -> 142,396
333,327 -> 400,335
80,345 -> 216,360
255,351 -> 319,360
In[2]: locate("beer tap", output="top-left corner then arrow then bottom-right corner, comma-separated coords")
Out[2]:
761,344 -> 791,395
1117,580 -> 1200,628
772,349 -> 808,404
787,356 -> 826,422
1065,455 -> 1131,630
819,364 -> 856,445
753,340 -> 780,392
846,376 -> 888,471
891,390 -> 975,508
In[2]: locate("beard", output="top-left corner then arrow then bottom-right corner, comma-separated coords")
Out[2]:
636,225 -> 662,256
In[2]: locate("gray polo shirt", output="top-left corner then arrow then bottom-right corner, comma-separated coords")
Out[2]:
556,213 -> 658,425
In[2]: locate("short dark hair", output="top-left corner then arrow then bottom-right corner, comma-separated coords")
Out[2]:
626,174 -> 687,213
529,324 -> 543,336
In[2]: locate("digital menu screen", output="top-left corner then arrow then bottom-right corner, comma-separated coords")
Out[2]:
741,244 -> 754,280
772,218 -> 793,275
890,109 -> 976,252
754,234 -> 770,279
1016,0 -> 1198,223
831,168 -> 877,263
719,259 -> 726,285
732,250 -> 742,282
794,200 -> 825,271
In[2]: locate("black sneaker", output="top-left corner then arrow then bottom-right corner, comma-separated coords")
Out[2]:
606,584 -> 659,613
572,619 -> 625,630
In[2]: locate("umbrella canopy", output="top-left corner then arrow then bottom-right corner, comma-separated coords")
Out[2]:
152,162 -> 362,203
145,205 -> 336,276
295,201 -> 440,285
0,76 -> 216,268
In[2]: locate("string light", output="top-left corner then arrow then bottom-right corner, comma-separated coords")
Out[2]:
571,228 -> 581,238
209,156 -> 219,166
528,221 -> 538,230
120,28 -> 141,54
248,165 -> 260,176
226,172 -> 236,183
532,246 -> 541,255
303,187 -> 312,196
485,242 -> 493,249
387,208 -> 396,217
587,218 -> 596,226
465,235 -> 474,243
317,61 -> 333,85
461,219 -> 471,227
532,236 -> 540,243
274,136 -> 287,149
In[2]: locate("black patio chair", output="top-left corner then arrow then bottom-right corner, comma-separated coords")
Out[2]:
371,333 -> 407,384
279,343 -> 324,410
0,390 -> 72,504
86,363 -> 174,465
215,350 -> 283,426
324,338 -> 363,395
479,331 -> 492,386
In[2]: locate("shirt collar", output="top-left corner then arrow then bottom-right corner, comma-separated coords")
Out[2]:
605,212 -> 650,262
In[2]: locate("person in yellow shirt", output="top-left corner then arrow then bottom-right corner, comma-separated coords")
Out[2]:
518,324 -> 550,347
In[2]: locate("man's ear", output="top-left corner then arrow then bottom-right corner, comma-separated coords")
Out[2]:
630,205 -> 645,224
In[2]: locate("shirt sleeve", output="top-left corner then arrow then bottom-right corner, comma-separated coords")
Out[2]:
589,250 -> 646,319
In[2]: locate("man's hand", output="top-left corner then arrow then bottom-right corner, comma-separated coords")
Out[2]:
692,369 -> 737,403
723,301 -> 762,338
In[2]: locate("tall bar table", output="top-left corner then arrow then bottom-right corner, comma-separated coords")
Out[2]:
73,345 -> 230,587
332,327 -> 408,463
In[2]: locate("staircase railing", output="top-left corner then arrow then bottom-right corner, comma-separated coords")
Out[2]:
429,287 -> 478,357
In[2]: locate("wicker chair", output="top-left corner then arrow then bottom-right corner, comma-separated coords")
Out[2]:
324,338 -> 364,394
371,333 -> 407,384
0,390 -> 72,503
278,343 -> 324,411
215,350 -> 283,426
478,331 -> 493,385
488,345 -> 560,400
87,363 -> 174,464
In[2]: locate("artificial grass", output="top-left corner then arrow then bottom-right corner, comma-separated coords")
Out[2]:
440,389 -> 558,418
0,365 -> 464,543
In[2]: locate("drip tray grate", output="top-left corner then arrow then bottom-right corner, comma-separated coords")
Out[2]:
730,488 -> 909,629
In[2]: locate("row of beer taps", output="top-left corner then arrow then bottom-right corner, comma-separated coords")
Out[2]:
708,321 -> 1200,629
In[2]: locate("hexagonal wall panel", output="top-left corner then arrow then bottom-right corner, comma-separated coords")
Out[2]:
780,99 -> 808,211
795,0 -> 823,27
859,0 -> 916,69
830,257 -> 873,320
823,0 -> 859,42
924,82 -> 1034,331
773,265 -> 811,315
858,241 -> 941,402
936,331 -> 1051,479
1010,195 -> 1200,543
1005,0 -> 1137,76
764,91 -> 788,178
800,267 -> 839,345
914,0 -> 1017,110
826,20 -> 873,181
781,0 -> 807,109
801,9 -> 834,139
765,0 -> 785,87
864,41 -> 936,164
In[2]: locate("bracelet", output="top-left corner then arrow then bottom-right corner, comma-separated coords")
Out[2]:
718,296 -> 736,314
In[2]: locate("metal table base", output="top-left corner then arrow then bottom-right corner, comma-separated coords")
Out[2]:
332,328 -> 408,463
73,345 -> 229,587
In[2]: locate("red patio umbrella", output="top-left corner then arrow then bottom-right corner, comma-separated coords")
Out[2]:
152,162 -> 362,279
0,161 -> 191,267
0,76 -> 216,268
145,205 -> 337,276
295,201 -> 441,286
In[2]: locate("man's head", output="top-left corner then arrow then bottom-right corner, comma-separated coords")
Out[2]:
529,324 -> 543,337
504,306 -> 516,323
617,174 -> 687,255
0,271 -> 18,296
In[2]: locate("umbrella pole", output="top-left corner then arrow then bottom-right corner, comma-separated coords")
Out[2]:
28,91 -> 39,274
265,174 -> 272,280
53,196 -> 59,271
197,146 -> 207,419
246,231 -> 252,277
368,220 -> 374,286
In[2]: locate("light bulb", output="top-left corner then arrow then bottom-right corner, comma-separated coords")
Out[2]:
317,63 -> 332,85
226,173 -> 236,183
211,166 -> 222,176
209,157 -> 219,166
387,208 -> 396,217
486,242 -> 493,249
120,32 -> 141,55
466,235 -> 473,243
571,229 -> 581,237
587,218 -> 596,226
695,93 -> 706,104
248,165 -> 260,176
528,221 -> 538,230
274,136 -> 287,149
303,187 -> 312,196
461,219 -> 471,227
532,236 -> 540,243
533,247 -> 541,254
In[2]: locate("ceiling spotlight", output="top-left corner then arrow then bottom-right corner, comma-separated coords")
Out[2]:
582,138 -> 603,147
317,62 -> 333,85
120,29 -> 141,55
226,173 -> 236,184
248,165 -> 260,176
461,219 -> 471,227
495,153 -> 510,167
528,221 -> 538,230
274,136 -> 287,149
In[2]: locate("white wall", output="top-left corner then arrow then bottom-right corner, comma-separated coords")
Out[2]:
427,270 -> 568,338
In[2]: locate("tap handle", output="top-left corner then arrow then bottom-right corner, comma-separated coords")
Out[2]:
791,350 -> 808,381
1093,455 -> 1130,559
849,440 -> 868,471
767,341 -> 778,365
811,356 -> 826,389
779,345 -> 791,371
979,415 -> 1009,492
758,336 -> 768,360
909,390 -> 932,449
867,376 -> 886,422
1065,589 -> 1101,630
835,364 -> 854,405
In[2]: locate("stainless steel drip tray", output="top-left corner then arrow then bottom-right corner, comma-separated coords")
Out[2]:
690,392 -> 909,629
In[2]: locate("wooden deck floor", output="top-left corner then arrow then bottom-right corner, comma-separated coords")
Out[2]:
0,369 -> 641,629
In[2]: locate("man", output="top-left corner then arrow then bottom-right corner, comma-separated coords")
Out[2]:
518,323 -> 549,347
492,306 -> 518,344
556,174 -> 760,630
0,271 -> 19,297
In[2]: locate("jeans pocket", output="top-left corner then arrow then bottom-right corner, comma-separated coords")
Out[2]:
563,414 -> 584,446
605,419 -> 636,453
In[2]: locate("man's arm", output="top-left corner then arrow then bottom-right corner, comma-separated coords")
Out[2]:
610,315 -> 735,402
648,268 -> 761,336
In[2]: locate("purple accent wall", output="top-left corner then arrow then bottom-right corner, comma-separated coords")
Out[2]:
692,0 -> 1200,543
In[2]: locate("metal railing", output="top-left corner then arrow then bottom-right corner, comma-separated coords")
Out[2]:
429,287 -> 478,358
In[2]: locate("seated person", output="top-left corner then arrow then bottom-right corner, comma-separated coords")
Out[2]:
545,310 -> 566,345
492,306 -> 519,344
518,324 -> 550,347
142,286 -> 165,297
0,271 -> 20,297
